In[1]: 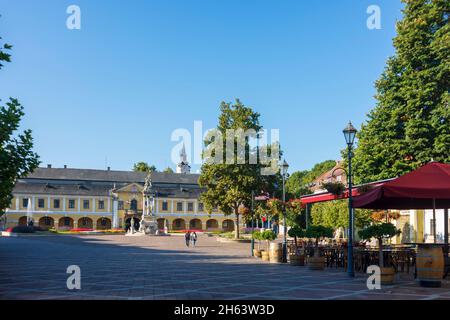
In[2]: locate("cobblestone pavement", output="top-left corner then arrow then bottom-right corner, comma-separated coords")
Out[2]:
1,234 -> 450,300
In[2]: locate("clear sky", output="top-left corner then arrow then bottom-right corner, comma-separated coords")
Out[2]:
0,0 -> 404,174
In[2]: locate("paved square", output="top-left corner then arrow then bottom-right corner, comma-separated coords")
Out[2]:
1,234 -> 450,300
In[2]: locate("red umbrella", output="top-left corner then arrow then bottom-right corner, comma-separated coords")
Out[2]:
353,162 -> 450,210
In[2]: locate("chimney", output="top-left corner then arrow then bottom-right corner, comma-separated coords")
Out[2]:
64,165 -> 67,169
47,164 -> 52,168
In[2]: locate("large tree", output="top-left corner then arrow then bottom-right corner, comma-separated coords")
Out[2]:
133,162 -> 157,173
199,99 -> 280,239
353,0 -> 449,183
0,31 -> 40,217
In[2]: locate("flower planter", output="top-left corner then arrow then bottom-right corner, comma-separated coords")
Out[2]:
380,267 -> 395,285
308,256 -> 325,270
269,242 -> 282,264
289,254 -> 305,266
253,249 -> 262,258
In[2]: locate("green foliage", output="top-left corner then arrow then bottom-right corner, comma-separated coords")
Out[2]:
353,0 -> 450,184
261,229 -> 277,241
163,167 -> 174,173
285,170 -> 310,197
133,162 -> 157,173
0,29 -> 40,217
288,226 -> 305,238
252,230 -> 262,240
286,160 -> 336,197
305,225 -> 334,240
358,223 -> 401,241
199,99 -> 282,239
311,200 -> 373,229
321,181 -> 346,195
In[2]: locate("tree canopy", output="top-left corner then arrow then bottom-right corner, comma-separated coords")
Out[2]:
133,162 -> 157,173
0,29 -> 40,217
353,0 -> 450,183
310,200 -> 373,230
199,99 -> 281,239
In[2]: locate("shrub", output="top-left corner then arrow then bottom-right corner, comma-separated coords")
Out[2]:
358,223 -> 401,267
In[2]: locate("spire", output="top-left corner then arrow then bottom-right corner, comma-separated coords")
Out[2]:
180,143 -> 187,163
176,143 -> 191,174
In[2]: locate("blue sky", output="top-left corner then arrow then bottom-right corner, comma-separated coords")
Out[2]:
0,0 -> 404,173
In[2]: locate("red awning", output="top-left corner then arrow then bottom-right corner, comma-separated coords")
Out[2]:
353,162 -> 450,210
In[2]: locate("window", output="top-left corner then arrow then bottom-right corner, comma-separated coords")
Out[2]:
38,198 -> 45,208
177,202 -> 183,211
53,199 -> 60,209
187,202 -> 194,212
68,199 -> 75,209
98,200 -> 105,210
83,200 -> 90,209
22,198 -> 28,208
162,201 -> 168,211
198,202 -> 204,212
118,201 -> 124,210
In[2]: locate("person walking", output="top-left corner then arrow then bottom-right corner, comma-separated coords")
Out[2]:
191,232 -> 198,247
185,231 -> 191,247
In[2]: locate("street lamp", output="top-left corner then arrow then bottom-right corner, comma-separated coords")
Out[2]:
343,121 -> 357,278
281,159 -> 289,263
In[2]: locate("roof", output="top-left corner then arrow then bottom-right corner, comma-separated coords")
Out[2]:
13,167 -> 202,198
24,167 -> 200,185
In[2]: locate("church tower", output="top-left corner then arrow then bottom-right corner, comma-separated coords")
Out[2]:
176,144 -> 191,174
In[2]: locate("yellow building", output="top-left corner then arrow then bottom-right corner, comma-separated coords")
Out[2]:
4,164 -> 236,233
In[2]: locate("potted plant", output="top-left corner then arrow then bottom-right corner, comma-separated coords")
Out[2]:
261,230 -> 277,262
321,182 -> 346,196
305,225 -> 334,270
288,226 -> 306,266
252,231 -> 263,257
358,223 -> 401,285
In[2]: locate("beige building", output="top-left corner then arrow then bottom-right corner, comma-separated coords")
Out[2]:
3,156 -> 236,232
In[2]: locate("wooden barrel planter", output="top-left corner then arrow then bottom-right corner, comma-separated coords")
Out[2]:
416,244 -> 444,288
289,254 -> 305,266
269,243 -> 282,264
253,249 -> 262,258
380,267 -> 395,285
261,251 -> 269,261
308,256 -> 325,270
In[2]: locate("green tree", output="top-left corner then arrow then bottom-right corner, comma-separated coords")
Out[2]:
199,99 -> 280,239
311,200 -> 373,230
162,167 -> 174,173
353,0 -> 450,183
359,223 -> 401,267
133,162 -> 157,173
0,31 -> 40,217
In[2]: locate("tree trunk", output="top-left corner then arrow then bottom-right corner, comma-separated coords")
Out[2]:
378,237 -> 384,268
235,208 -> 240,239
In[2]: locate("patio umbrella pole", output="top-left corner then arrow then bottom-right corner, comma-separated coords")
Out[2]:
445,208 -> 449,255
433,198 -> 436,244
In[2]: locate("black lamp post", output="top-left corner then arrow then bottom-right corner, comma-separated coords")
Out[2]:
281,159 -> 289,263
343,121 -> 357,277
